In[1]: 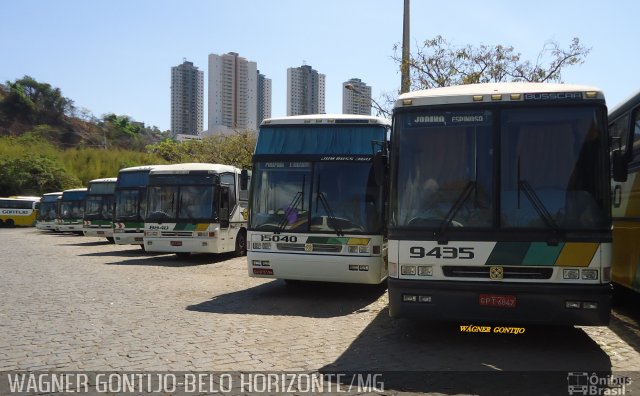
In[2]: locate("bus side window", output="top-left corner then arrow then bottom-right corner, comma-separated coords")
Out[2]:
632,108 -> 640,163
221,173 -> 236,211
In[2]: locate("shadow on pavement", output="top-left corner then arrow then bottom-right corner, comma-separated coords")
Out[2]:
320,309 -> 613,395
610,286 -> 640,355
104,252 -> 236,267
187,280 -> 387,318
58,240 -> 113,247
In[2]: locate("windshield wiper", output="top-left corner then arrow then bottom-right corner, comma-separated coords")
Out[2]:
315,178 -> 344,236
316,192 -> 344,236
276,175 -> 306,232
518,179 -> 560,233
436,181 -> 476,244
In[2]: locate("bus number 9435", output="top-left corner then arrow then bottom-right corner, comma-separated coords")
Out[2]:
260,235 -> 298,243
410,246 -> 474,259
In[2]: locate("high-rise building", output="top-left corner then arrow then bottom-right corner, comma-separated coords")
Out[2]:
343,78 -> 372,116
287,65 -> 325,116
208,52 -> 258,133
257,70 -> 272,126
170,60 -> 204,136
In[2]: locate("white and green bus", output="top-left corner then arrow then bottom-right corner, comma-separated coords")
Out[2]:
83,178 -> 117,242
387,83 -> 612,325
57,188 -> 87,233
36,192 -> 62,230
144,163 -> 249,257
247,115 -> 390,284
113,165 -> 163,248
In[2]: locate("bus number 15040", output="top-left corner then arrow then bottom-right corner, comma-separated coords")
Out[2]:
409,246 -> 474,259
260,235 -> 298,242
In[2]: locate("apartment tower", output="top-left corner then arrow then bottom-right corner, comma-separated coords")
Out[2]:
170,60 -> 204,136
287,65 -> 325,116
257,70 -> 272,126
342,78 -> 372,116
208,52 -> 258,132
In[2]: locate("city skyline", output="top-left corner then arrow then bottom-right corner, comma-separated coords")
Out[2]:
2,1 -> 639,131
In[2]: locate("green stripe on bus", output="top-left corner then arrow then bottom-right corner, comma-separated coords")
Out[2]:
485,242 -> 530,265
521,242 -> 564,266
306,236 -> 349,245
174,223 -> 196,231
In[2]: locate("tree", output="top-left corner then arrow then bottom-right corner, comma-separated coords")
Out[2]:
0,76 -> 75,125
391,36 -> 590,91
0,155 -> 81,196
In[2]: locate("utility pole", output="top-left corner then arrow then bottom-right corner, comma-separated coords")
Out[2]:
400,0 -> 410,94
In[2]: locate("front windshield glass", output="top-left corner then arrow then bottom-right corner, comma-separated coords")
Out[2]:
500,107 -> 608,229
60,201 -> 84,219
394,111 -> 493,228
84,195 -> 114,220
250,162 -> 312,231
115,189 -> 143,220
178,186 -> 214,220
311,162 -> 382,233
38,202 -> 57,220
146,185 -> 214,221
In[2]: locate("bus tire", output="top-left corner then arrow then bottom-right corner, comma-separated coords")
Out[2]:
140,244 -> 146,252
235,229 -> 247,256
106,237 -> 115,244
5,219 -> 15,227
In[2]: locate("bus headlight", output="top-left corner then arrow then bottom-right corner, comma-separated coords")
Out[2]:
401,265 -> 417,275
581,269 -> 598,280
418,266 -> 433,276
563,269 -> 579,279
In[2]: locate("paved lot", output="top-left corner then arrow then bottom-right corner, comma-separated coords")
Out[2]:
1,228 -> 639,394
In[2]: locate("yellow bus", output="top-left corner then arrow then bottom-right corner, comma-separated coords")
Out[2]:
0,197 -> 40,227
609,89 -> 640,294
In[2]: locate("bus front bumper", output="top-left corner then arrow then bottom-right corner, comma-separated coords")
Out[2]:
388,278 -> 611,326
83,228 -> 114,238
114,232 -> 144,245
144,237 -> 228,254
247,251 -> 386,284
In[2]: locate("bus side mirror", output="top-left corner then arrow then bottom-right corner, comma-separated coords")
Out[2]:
612,149 -> 628,182
240,169 -> 249,190
373,151 -> 387,186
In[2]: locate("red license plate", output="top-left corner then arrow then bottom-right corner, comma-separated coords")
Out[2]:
253,268 -> 274,275
170,241 -> 182,246
479,294 -> 517,308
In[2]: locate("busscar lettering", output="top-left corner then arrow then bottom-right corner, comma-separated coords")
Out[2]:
523,92 -> 583,101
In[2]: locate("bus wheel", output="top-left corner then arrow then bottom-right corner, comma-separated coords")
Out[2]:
106,237 -> 115,244
5,219 -> 15,227
140,244 -> 146,252
235,230 -> 247,256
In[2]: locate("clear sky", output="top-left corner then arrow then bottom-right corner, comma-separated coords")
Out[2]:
1,0 -> 639,131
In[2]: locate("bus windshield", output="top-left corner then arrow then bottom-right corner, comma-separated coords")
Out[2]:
115,189 -> 144,220
250,161 -> 382,234
393,106 -> 609,231
146,185 -> 215,221
60,201 -> 84,219
38,202 -> 57,220
84,195 -> 114,220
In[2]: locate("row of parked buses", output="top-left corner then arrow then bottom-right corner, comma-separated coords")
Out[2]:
5,82 -> 638,326
29,164 -> 251,256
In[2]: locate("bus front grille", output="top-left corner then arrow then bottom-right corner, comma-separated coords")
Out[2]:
276,243 -> 343,253
442,266 -> 553,280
